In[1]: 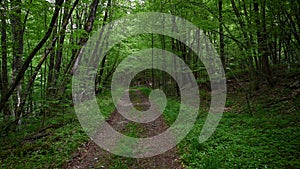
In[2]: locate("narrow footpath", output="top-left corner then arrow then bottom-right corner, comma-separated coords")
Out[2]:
64,89 -> 184,169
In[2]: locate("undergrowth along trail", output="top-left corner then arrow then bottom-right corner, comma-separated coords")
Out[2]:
65,89 -> 183,169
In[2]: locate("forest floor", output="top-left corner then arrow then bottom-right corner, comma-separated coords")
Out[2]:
1,70 -> 300,168
64,89 -> 183,169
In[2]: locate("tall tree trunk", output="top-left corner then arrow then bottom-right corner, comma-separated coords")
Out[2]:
96,0 -> 112,94
54,0 -> 71,85
171,12 -> 180,97
219,0 -> 225,70
60,0 -> 100,96
1,0 -> 9,120
15,0 -> 80,118
254,0 -> 273,86
11,0 -> 24,127
68,0 -> 100,76
0,0 -> 64,113
47,24 -> 57,94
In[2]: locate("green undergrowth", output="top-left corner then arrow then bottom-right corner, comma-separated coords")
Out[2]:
2,86 -> 299,168
163,88 -> 300,168
96,91 -> 115,119
124,85 -> 300,168
0,110 -> 88,168
129,86 -> 152,96
0,90 -> 114,169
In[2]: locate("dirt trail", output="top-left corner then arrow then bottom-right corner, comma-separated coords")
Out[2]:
64,90 -> 183,169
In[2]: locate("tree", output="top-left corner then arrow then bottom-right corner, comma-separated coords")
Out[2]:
0,0 -> 9,120
219,0 -> 225,69
0,0 -> 64,117
10,0 -> 25,125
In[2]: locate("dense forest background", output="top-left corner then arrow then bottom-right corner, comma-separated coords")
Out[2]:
0,0 -> 299,168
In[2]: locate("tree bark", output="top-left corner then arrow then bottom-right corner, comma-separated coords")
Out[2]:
219,0 -> 225,70
15,0 -> 80,117
10,0 -> 24,126
67,0 -> 100,76
254,0 -> 273,86
59,0 -> 100,97
0,0 -> 64,113
0,0 -> 9,119
54,0 -> 72,85
97,0 -> 112,93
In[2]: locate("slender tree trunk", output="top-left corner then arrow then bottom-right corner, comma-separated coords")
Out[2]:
1,0 -> 9,120
68,0 -> 100,76
15,0 -> 80,118
0,0 -> 64,113
47,24 -> 57,94
54,0 -> 71,85
160,34 -> 166,90
11,0 -> 24,127
219,0 -> 225,70
254,0 -> 273,86
171,14 -> 180,97
60,0 -> 100,96
97,0 -> 112,93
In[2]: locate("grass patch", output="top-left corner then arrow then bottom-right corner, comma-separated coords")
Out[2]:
0,90 -> 115,169
164,92 -> 300,168
0,110 -> 89,169
2,86 -> 299,168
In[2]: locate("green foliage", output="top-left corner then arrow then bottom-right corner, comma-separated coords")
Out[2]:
135,87 -> 152,96
167,92 -> 300,169
0,92 -> 116,168
1,0 -> 299,168
163,98 -> 180,125
0,114 -> 89,168
96,90 -> 115,119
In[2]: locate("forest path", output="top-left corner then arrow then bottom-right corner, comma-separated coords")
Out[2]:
64,89 -> 183,169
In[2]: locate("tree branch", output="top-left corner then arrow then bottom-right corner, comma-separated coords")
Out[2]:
0,0 -> 64,112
